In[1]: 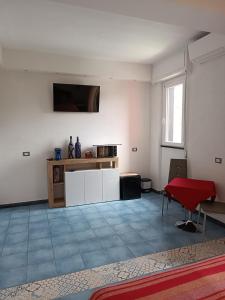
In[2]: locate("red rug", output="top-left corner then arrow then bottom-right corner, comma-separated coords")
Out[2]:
90,254 -> 225,300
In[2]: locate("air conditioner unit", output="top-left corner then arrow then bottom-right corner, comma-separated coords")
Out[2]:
188,34 -> 225,64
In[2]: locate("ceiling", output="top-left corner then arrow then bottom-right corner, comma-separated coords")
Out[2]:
0,0 -> 213,64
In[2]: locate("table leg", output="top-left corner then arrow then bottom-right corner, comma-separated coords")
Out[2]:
162,194 -> 165,216
203,212 -> 207,233
197,206 -> 201,226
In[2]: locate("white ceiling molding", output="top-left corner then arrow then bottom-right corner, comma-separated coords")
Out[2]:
188,33 -> 225,64
2,48 -> 152,82
152,50 -> 186,83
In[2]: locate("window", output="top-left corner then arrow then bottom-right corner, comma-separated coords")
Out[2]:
162,76 -> 185,147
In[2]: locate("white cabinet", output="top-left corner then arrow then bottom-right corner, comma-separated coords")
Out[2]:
65,171 -> 85,206
65,168 -> 119,206
102,169 -> 120,201
84,170 -> 102,204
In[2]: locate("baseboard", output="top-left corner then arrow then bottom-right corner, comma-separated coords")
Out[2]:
151,188 -> 161,194
0,199 -> 48,209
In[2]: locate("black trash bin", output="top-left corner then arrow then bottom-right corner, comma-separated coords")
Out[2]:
120,173 -> 141,200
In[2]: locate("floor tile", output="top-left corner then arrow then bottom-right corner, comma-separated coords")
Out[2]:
147,237 -> 180,253
27,261 -> 57,282
0,234 -> 6,249
29,220 -> 49,230
10,217 -> 29,225
0,193 -> 225,289
0,266 -> 27,289
52,234 -> 76,246
100,235 -> 125,249
28,237 -> 52,251
0,224 -> 8,234
55,254 -> 85,275
29,209 -> 47,216
8,223 -> 28,234
2,241 -> 28,256
93,226 -> 115,238
127,241 -> 154,257
84,213 -> 101,221
70,222 -> 90,232
29,214 -> 48,223
50,224 -> 73,236
113,224 -> 134,234
29,228 -> 51,240
74,229 -> 96,242
65,208 -> 83,217
5,232 -> 28,245
0,253 -> 27,270
107,246 -> 134,262
105,216 -> 126,225
0,214 -> 11,221
79,238 -> 102,253
28,248 -> 54,265
138,228 -> 160,241
82,249 -> 111,269
88,218 -> 108,229
68,215 -> 86,224
49,217 -> 68,226
53,242 -> 80,260
0,219 -> 10,227
118,231 -> 143,244
11,211 -> 29,219
129,221 -> 151,231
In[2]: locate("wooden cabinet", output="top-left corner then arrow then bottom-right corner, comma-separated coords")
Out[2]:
47,157 -> 118,208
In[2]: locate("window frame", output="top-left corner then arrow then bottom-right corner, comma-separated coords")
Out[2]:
161,75 -> 186,148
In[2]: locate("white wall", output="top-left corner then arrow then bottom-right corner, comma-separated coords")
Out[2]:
150,55 -> 225,203
187,56 -> 225,202
149,83 -> 162,190
0,69 -> 151,204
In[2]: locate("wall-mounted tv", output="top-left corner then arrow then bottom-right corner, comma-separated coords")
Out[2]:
53,83 -> 100,112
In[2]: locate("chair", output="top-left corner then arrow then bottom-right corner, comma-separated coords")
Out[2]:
197,201 -> 225,233
162,158 -> 187,216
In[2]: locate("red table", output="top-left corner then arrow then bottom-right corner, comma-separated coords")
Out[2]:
165,178 -> 216,212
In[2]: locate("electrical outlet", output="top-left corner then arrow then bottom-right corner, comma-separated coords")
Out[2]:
215,157 -> 222,164
23,152 -> 30,157
132,147 -> 137,152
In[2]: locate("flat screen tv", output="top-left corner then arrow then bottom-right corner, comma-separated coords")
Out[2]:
53,83 -> 100,112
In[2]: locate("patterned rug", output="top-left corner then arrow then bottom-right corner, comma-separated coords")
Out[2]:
1,238 -> 225,300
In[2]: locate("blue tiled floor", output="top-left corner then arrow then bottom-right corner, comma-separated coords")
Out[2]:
0,193 -> 225,290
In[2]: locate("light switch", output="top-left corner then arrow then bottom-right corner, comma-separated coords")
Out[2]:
215,157 -> 222,164
23,152 -> 30,157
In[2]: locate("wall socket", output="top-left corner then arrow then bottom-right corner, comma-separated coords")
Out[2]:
132,147 -> 138,152
23,152 -> 30,157
215,157 -> 222,164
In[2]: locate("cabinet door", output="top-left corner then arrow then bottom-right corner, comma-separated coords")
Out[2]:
65,171 -> 85,206
102,169 -> 120,202
84,170 -> 102,204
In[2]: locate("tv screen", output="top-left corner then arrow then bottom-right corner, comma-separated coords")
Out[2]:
53,83 -> 100,112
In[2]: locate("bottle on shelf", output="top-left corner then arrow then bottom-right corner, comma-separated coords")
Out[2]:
68,136 -> 74,159
75,136 -> 81,158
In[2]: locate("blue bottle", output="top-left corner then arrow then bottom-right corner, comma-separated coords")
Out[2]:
54,148 -> 62,160
75,136 -> 81,158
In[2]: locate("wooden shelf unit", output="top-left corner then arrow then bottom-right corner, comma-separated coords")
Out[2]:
47,157 -> 119,208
